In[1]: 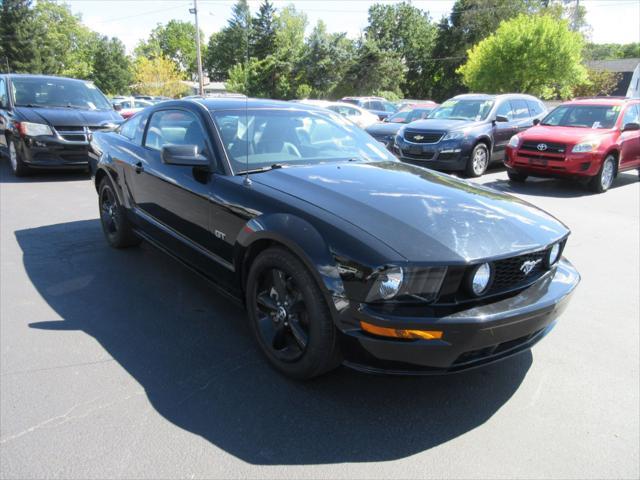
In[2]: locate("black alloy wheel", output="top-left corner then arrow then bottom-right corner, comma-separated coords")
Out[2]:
98,177 -> 141,248
255,267 -> 309,362
246,247 -> 341,379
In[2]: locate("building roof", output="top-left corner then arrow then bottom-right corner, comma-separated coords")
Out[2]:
587,58 -> 640,73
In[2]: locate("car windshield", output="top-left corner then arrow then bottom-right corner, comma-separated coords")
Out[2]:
213,108 -> 396,174
388,107 -> 433,123
428,99 -> 494,121
541,104 -> 620,129
11,77 -> 112,110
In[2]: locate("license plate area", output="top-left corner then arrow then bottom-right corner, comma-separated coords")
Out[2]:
530,158 -> 548,166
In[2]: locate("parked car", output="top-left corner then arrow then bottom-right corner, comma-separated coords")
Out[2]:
396,99 -> 437,110
114,98 -> 154,119
393,93 -> 547,177
366,103 -> 439,149
89,98 -> 579,379
294,100 -> 380,128
340,96 -> 399,120
0,74 -> 123,176
505,97 -> 640,192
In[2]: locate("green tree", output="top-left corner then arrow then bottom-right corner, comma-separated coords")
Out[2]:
335,39 -> 406,98
32,0 -> 99,78
0,0 -> 39,73
92,36 -> 132,95
297,21 -> 356,98
573,68 -> 622,97
457,14 -> 587,99
251,0 -> 277,59
365,2 -> 437,98
133,55 -> 189,98
135,20 -> 204,79
584,42 -> 640,60
205,0 -> 251,81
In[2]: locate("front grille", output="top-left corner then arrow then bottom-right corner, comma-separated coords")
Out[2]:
54,126 -> 89,143
401,150 -> 435,160
489,249 -> 548,294
403,129 -> 443,144
521,141 -> 566,154
453,328 -> 543,366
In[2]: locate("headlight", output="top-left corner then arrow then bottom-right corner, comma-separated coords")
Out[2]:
572,141 -> 599,153
508,135 -> 520,148
18,122 -> 53,137
546,243 -> 561,267
366,266 -> 447,303
442,131 -> 465,141
468,263 -> 493,296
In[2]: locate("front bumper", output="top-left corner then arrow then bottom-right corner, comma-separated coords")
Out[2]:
505,147 -> 602,178
18,135 -> 90,169
340,258 -> 580,375
393,139 -> 471,171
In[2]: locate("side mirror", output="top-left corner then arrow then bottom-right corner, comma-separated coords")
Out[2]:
622,122 -> 640,132
533,118 -> 541,126
161,145 -> 209,167
382,117 -> 389,122
113,103 -> 122,112
494,115 -> 509,123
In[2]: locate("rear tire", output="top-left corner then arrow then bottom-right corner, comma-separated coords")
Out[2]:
464,143 -> 489,177
9,139 -> 29,177
98,177 -> 141,248
588,154 -> 616,193
246,247 -> 341,380
507,170 -> 528,183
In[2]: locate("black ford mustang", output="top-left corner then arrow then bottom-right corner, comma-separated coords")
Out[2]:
89,98 -> 580,379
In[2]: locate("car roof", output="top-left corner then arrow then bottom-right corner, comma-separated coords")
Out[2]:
450,93 -> 541,101
192,97 -> 323,111
564,97 -> 637,106
1,73 -> 92,84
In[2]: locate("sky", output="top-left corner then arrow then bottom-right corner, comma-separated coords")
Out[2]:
66,0 -> 640,54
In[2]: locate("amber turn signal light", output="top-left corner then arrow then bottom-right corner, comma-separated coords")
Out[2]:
360,321 -> 443,340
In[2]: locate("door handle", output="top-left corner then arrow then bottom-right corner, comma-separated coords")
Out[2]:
135,161 -> 143,174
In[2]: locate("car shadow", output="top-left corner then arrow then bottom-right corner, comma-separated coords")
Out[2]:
481,171 -> 639,198
16,219 -> 532,465
0,158 -> 89,183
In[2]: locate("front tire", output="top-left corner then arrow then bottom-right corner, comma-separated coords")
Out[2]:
507,170 -> 528,183
246,247 -> 341,379
465,143 -> 489,177
98,177 -> 141,248
588,154 -> 616,193
8,138 -> 29,177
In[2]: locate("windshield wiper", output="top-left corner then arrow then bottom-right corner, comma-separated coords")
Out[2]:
238,163 -> 284,175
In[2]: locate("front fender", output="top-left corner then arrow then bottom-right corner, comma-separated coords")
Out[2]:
234,213 -> 349,319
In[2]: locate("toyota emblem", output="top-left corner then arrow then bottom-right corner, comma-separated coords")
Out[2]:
537,143 -> 548,151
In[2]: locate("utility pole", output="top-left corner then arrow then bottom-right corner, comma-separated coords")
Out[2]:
573,0 -> 580,32
190,0 -> 205,96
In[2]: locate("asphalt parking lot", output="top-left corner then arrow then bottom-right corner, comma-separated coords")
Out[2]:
0,160 -> 638,479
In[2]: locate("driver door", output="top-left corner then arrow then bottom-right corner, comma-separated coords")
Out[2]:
492,100 -> 518,159
620,104 -> 640,168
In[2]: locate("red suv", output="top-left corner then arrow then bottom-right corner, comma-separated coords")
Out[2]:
505,98 -> 640,192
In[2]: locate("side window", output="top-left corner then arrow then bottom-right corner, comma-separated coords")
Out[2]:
622,104 -> 639,126
527,100 -> 544,116
495,101 -> 515,121
118,114 -> 143,141
511,99 -> 530,119
144,109 -> 208,156
347,107 -> 360,116
0,78 -> 7,108
369,101 -> 384,111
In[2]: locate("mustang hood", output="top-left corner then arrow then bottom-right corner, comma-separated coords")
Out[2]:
254,162 -> 569,263
15,106 -> 122,127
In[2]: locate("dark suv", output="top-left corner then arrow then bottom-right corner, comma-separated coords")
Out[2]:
0,74 -> 123,176
393,94 -> 547,177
